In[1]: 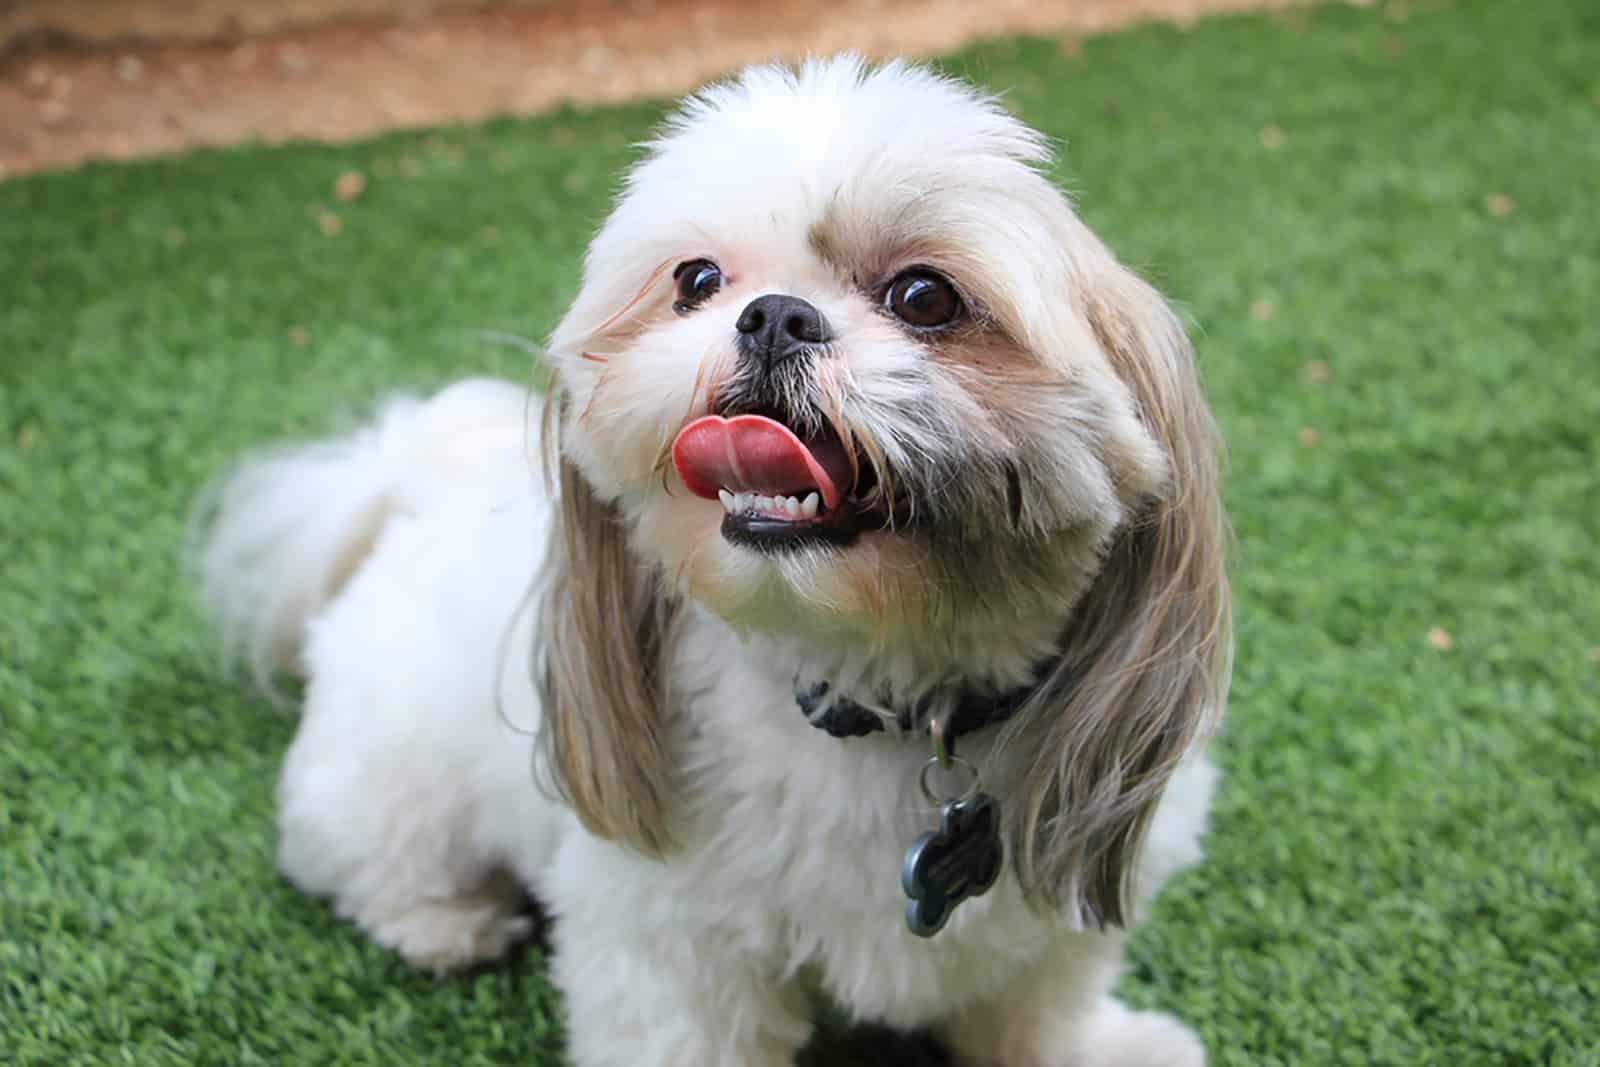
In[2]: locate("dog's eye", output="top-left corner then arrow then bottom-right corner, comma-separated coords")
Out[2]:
673,259 -> 723,314
884,269 -> 963,330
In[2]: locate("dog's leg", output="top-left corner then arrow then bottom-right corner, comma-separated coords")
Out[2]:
556,943 -> 811,1067
941,932 -> 1204,1067
546,845 -> 812,1067
274,684 -> 540,974
197,377 -> 553,972
255,430 -> 560,976
273,577 -> 556,976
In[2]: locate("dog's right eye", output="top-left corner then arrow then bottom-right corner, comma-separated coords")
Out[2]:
673,259 -> 723,314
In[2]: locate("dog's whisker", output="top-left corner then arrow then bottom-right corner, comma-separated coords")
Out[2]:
580,257 -> 678,342
472,328 -> 547,361
577,364 -> 615,427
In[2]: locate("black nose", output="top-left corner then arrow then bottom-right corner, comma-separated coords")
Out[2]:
735,294 -> 829,367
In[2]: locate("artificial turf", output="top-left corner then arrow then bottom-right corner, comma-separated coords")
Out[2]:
2,0 -> 1597,1062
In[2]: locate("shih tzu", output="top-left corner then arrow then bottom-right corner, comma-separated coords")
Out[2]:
198,56 -> 1231,1067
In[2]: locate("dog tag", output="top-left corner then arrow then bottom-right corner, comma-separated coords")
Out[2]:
901,793 -> 1003,937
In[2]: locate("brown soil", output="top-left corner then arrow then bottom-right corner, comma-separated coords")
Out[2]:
0,1 -> 524,47
0,0 -> 1305,178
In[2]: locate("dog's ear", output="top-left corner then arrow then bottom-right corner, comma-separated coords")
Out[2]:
535,397 -> 679,855
1006,257 -> 1232,929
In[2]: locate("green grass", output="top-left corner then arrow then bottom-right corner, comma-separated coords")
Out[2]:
3,0 -> 1597,1062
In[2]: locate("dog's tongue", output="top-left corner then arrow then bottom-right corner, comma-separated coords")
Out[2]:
672,415 -> 850,511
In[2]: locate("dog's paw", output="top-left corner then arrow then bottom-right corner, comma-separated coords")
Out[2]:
369,894 -> 534,975
950,998 -> 1205,1067
1076,1006 -> 1205,1067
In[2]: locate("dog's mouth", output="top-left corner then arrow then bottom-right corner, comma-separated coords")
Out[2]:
671,408 -> 884,551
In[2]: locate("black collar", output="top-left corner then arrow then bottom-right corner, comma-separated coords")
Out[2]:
794,670 -> 1044,746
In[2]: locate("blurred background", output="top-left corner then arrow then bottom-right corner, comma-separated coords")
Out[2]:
0,0 -> 1280,175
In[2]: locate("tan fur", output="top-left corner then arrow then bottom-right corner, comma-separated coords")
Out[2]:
535,398 -> 681,856
1003,255 -> 1232,928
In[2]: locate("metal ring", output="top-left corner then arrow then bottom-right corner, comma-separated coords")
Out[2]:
918,754 -> 981,806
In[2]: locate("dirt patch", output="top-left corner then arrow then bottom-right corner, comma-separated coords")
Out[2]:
0,0 -> 1307,178
0,1 -> 548,49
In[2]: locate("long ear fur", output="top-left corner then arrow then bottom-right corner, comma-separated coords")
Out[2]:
1006,259 -> 1232,929
534,395 -> 680,855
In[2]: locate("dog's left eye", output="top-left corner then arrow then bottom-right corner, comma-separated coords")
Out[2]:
884,268 -> 964,330
673,259 -> 723,314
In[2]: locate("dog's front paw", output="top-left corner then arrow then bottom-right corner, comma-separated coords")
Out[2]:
366,889 -> 534,975
1072,1003 -> 1205,1067
949,996 -> 1205,1067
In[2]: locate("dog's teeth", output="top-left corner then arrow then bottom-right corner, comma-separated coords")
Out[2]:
725,491 -> 820,520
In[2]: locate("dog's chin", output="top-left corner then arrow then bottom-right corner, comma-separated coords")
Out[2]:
633,489 -> 934,635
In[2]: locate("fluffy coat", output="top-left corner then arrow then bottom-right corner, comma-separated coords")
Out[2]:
199,57 -> 1230,1067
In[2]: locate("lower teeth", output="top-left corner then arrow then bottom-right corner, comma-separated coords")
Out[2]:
719,490 -> 822,520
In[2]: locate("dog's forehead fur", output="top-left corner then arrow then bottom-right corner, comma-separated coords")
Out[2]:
634,56 -> 1051,230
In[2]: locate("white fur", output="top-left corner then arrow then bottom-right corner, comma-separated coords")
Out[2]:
199,59 -> 1221,1067
202,383 -> 1215,1062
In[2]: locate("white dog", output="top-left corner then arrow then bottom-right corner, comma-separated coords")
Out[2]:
198,56 -> 1231,1067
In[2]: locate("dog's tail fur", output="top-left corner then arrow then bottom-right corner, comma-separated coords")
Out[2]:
191,378 -> 533,695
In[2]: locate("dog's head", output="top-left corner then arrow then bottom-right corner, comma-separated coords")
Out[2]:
538,57 -> 1230,927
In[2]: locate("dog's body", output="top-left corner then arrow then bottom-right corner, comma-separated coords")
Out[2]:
200,58 -> 1228,1067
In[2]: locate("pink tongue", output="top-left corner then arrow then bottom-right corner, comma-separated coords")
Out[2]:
672,415 -> 850,511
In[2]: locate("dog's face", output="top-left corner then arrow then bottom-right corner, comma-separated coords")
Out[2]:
550,59 -> 1175,677
541,59 -> 1229,926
